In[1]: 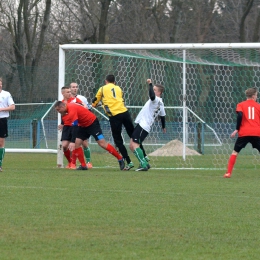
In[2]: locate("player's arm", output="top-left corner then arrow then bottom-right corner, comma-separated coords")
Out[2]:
160,116 -> 166,133
236,111 -> 243,131
92,88 -> 103,107
0,104 -> 15,112
147,79 -> 155,101
231,111 -> 242,137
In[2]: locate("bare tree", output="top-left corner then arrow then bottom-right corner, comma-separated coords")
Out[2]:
52,0 -> 113,44
0,0 -> 52,101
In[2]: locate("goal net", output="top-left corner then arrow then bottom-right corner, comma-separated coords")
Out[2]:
58,43 -> 260,170
6,102 -> 57,153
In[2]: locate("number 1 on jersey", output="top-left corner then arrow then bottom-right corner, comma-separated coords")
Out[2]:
111,88 -> 116,98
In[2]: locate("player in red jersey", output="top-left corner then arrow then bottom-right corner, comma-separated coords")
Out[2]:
55,101 -> 125,170
70,82 -> 93,169
224,87 -> 260,178
58,86 -> 87,169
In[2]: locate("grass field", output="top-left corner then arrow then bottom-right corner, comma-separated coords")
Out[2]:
1,153 -> 260,259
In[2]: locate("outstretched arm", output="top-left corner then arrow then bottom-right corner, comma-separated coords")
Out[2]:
147,79 -> 155,101
92,87 -> 103,107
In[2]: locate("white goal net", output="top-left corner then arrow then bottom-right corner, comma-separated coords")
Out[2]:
58,43 -> 260,170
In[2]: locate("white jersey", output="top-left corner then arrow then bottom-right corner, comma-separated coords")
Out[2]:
75,94 -> 92,110
135,96 -> 166,133
0,90 -> 15,118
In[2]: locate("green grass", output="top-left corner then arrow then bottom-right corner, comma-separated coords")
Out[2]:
1,153 -> 260,259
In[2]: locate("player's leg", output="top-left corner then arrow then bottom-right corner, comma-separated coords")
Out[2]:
224,137 -> 246,178
110,115 -> 132,165
0,118 -> 8,171
123,113 -> 148,167
82,139 -> 92,168
62,140 -> 71,168
71,137 -> 87,170
129,124 -> 149,171
69,127 -> 88,170
61,126 -> 73,168
89,119 -> 124,170
0,138 -> 5,172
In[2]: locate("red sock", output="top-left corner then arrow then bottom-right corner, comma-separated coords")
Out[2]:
74,147 -> 87,167
71,150 -> 77,164
227,154 -> 237,175
64,149 -> 71,163
106,143 -> 123,160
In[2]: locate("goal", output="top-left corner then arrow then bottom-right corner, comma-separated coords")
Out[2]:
58,43 -> 260,170
6,102 -> 57,153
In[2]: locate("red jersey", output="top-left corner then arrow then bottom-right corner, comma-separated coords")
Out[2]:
62,97 -> 83,105
236,99 -> 260,137
62,103 -> 96,127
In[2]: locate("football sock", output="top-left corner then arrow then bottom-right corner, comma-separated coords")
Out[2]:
133,147 -> 147,167
84,147 -> 91,163
140,143 -> 147,157
227,154 -> 237,175
106,143 -> 123,160
117,144 -> 131,163
0,147 -> 5,167
74,147 -> 87,167
64,149 -> 71,163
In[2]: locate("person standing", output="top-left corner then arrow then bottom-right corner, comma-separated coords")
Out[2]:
129,79 -> 166,171
70,82 -> 92,168
92,74 -> 146,170
59,86 -> 87,169
0,78 -> 15,172
55,101 -> 125,170
224,87 -> 260,178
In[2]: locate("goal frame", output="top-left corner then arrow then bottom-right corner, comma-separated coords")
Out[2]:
58,43 -> 260,168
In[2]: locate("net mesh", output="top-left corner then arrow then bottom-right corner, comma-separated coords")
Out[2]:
6,103 -> 57,150
61,47 -> 260,169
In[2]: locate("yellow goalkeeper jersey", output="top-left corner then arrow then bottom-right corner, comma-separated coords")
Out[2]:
92,83 -> 127,116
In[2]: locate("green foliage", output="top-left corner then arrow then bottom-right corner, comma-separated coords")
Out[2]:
1,153 -> 260,259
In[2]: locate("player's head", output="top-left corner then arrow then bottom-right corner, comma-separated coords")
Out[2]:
245,87 -> 258,100
70,82 -> 79,96
154,84 -> 164,97
55,101 -> 67,113
0,77 -> 2,88
61,86 -> 71,99
105,75 -> 115,84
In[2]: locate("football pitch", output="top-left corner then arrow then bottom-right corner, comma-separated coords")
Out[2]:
1,153 -> 260,259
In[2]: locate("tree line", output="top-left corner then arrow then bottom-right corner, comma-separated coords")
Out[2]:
0,0 -> 259,102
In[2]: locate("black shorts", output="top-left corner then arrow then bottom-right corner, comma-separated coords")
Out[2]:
61,125 -> 77,141
0,118 -> 8,138
131,124 -> 148,144
109,111 -> 134,138
77,118 -> 104,141
234,136 -> 260,153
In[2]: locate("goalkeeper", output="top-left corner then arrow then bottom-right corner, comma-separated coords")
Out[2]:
92,74 -> 148,170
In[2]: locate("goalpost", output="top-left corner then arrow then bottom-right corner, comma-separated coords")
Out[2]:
58,43 -> 260,170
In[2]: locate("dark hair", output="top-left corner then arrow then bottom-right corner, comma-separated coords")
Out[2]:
106,75 -> 115,83
61,86 -> 70,90
55,101 -> 65,108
